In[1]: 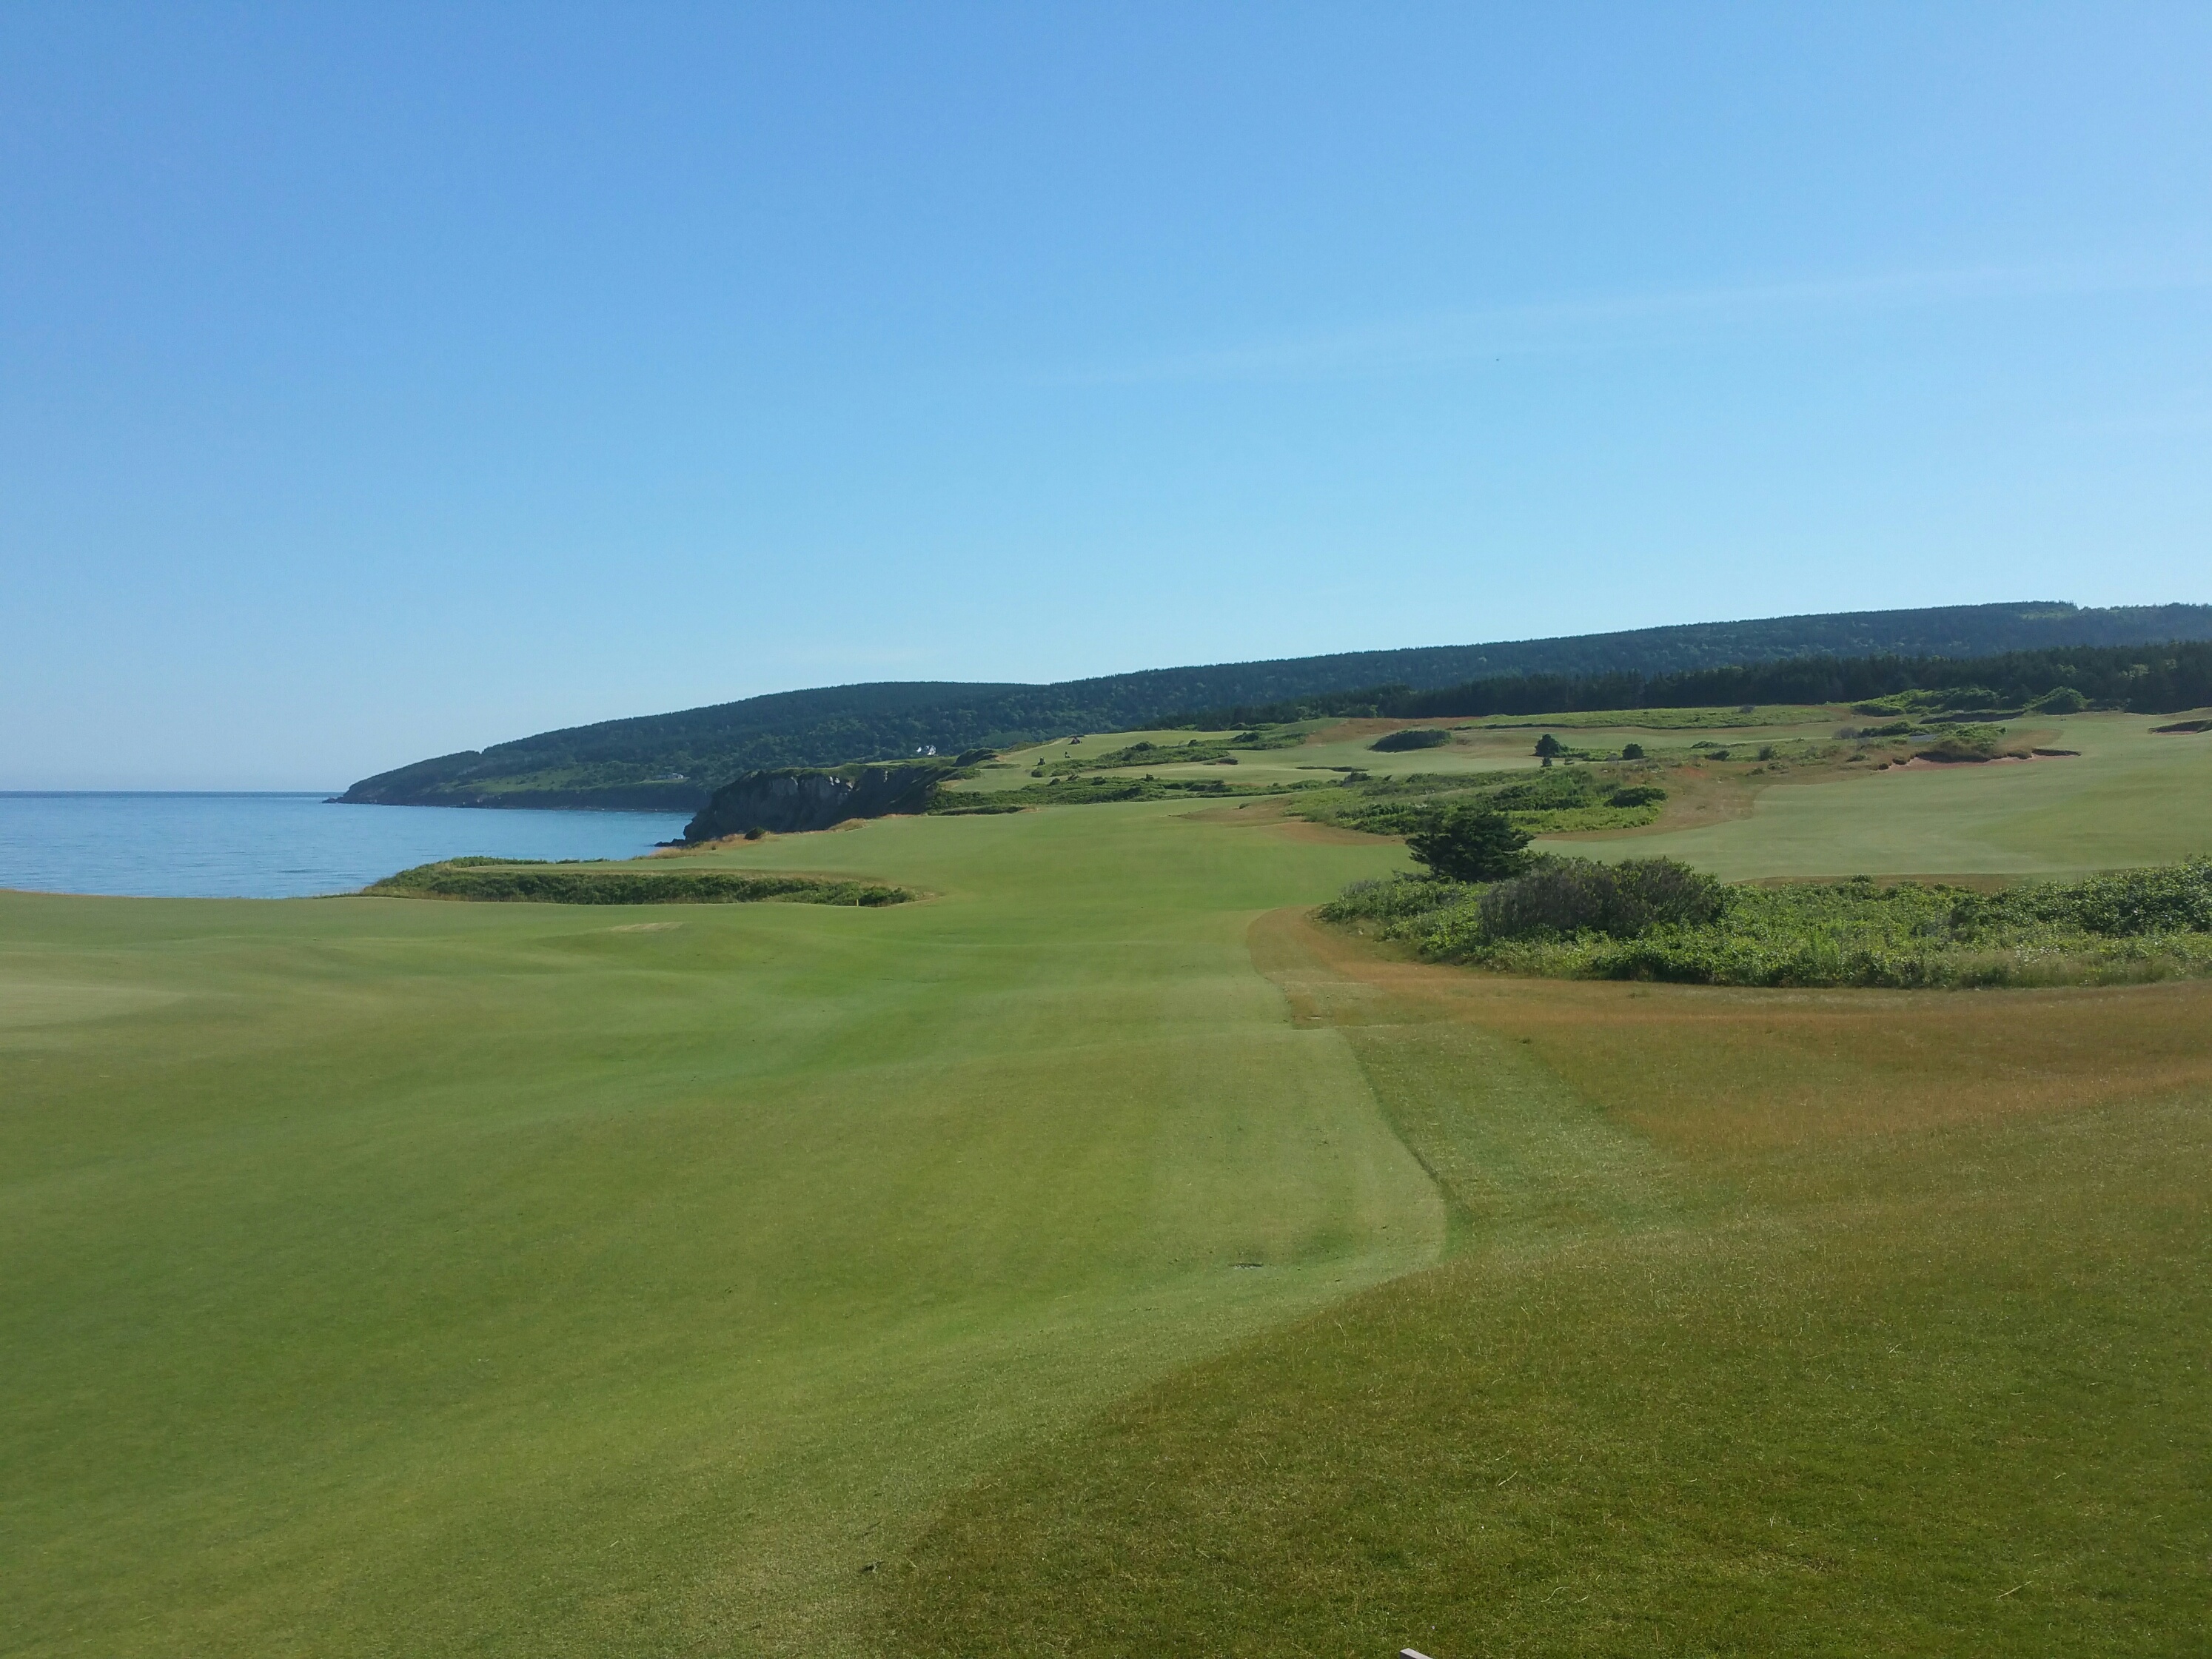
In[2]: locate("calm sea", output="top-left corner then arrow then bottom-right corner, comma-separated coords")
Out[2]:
0,794 -> 693,900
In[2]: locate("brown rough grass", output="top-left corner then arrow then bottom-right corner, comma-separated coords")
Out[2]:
888,909 -> 2212,1658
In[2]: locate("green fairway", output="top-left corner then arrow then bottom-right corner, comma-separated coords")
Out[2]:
975,724 -> 1550,791
0,803 -> 1430,1658
969,706 -> 1867,797
1606,711 -> 2212,877
12,718 -> 2212,1658
891,923 -> 2212,1657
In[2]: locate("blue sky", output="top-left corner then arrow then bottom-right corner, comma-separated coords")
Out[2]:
4,3 -> 2209,788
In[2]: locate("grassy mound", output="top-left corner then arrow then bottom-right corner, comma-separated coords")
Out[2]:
364,856 -> 912,905
1368,726 -> 1451,751
1324,857 -> 2212,988
1911,723 -> 2030,763
931,773 -> 1293,809
1301,764 -> 1672,838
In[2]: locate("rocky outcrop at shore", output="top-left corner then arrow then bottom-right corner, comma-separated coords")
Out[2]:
680,763 -> 950,841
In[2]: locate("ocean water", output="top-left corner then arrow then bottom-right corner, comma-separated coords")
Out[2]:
0,794 -> 694,900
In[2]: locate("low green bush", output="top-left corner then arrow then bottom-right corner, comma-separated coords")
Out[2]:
936,773 -> 1287,810
1851,686 -> 2000,717
1321,857 -> 2212,989
1369,727 -> 1451,752
1913,725 -> 2025,763
1236,729 -> 1311,750
1299,762 -> 1667,838
1973,859 -> 2212,935
1512,805 -> 1661,833
365,860 -> 912,905
1477,857 -> 1724,940
1320,874 -> 1477,928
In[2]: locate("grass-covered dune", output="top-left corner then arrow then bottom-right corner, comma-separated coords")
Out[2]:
365,855 -> 913,905
1328,857 -> 2212,987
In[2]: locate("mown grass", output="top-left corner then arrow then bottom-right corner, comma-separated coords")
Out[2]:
1612,710 -> 2212,877
974,722 -> 1544,793
0,803 -> 1429,1659
12,709 -> 2212,1658
888,922 -> 2212,1657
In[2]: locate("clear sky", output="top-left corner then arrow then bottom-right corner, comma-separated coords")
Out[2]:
4,3 -> 2209,788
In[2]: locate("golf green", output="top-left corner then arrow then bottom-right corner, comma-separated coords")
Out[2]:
1598,711 -> 2212,877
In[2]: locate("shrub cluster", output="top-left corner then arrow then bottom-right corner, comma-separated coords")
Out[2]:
365,859 -> 912,906
1326,874 -> 1480,925
1911,725 -> 2028,763
1973,859 -> 2212,936
1477,857 -> 1726,940
1321,857 -> 2212,989
1369,727 -> 1452,752
1303,764 -> 1669,839
932,773 -> 1287,811
1405,807 -> 1530,881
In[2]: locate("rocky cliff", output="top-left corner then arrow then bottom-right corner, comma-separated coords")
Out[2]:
680,763 -> 951,841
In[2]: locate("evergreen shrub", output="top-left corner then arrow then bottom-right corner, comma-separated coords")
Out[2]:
1404,807 -> 1531,882
1370,727 -> 1452,752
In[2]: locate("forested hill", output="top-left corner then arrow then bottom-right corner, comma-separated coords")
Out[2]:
1173,638 -> 2212,727
339,601 -> 2212,810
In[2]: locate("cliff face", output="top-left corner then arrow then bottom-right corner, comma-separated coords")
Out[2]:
681,763 -> 948,841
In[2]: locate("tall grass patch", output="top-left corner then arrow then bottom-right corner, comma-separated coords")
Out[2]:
1324,857 -> 2212,988
364,857 -> 913,905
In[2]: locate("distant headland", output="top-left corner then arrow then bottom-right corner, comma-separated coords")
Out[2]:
335,601 -> 2212,812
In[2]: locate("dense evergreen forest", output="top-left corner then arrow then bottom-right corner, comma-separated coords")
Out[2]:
338,603 -> 2212,809
1172,639 -> 2212,728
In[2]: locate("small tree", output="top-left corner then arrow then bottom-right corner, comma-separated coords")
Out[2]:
1621,741 -> 1645,760
1534,734 -> 1564,758
1405,806 -> 1532,882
